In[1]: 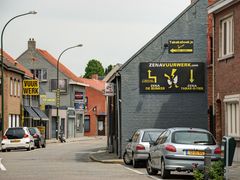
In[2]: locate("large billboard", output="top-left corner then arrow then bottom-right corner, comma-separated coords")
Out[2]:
139,62 -> 205,93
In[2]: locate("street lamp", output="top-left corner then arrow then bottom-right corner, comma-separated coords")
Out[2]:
1,11 -> 37,136
56,44 -> 83,139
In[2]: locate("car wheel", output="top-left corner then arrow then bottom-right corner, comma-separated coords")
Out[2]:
146,158 -> 158,175
42,141 -> 46,148
7,149 -> 11,152
132,154 -> 139,168
27,145 -> 31,151
37,141 -> 41,148
123,152 -> 132,165
161,159 -> 170,179
2,149 -> 6,152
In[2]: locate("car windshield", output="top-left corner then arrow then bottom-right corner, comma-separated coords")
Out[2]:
5,128 -> 25,139
172,131 -> 216,145
142,131 -> 163,142
28,128 -> 36,135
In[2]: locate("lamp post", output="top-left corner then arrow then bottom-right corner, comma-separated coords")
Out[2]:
56,44 -> 83,140
1,11 -> 37,136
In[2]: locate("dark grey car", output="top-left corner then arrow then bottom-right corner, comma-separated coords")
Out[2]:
123,128 -> 165,168
28,127 -> 46,148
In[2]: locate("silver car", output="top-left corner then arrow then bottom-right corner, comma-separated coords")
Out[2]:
123,128 -> 165,167
146,127 -> 221,178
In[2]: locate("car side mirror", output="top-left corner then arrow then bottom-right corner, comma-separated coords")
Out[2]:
126,138 -> 132,142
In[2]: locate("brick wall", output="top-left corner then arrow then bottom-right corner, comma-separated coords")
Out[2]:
213,2 -> 240,143
84,87 -> 106,136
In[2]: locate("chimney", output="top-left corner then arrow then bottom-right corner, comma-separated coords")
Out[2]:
28,38 -> 36,50
91,74 -> 98,80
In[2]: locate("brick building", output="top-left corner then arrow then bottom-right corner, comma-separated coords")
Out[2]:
208,0 -> 240,162
79,75 -> 106,136
0,50 -> 32,136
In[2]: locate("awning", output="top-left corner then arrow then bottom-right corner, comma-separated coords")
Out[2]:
24,106 -> 40,120
32,107 -> 49,121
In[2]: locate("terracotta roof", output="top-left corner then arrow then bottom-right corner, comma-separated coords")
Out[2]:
78,77 -> 105,92
1,49 -> 33,78
37,49 -> 87,86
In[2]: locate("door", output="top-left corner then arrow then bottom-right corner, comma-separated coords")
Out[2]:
68,118 -> 75,138
51,117 -> 57,139
97,116 -> 105,136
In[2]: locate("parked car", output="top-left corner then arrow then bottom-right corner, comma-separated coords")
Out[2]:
146,127 -> 221,178
1,127 -> 35,152
28,127 -> 46,148
123,128 -> 165,167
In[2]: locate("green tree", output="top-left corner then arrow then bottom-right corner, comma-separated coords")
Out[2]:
104,64 -> 113,75
84,59 -> 104,78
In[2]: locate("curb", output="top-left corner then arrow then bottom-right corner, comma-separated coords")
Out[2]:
89,154 -> 123,164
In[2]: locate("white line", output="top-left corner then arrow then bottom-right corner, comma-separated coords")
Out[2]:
0,158 -> 7,171
123,166 -> 145,175
122,165 -> 163,180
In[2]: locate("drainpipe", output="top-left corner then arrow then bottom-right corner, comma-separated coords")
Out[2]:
116,73 -> 121,158
212,15 -> 215,136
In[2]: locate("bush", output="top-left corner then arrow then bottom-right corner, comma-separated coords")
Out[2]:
193,160 -> 224,180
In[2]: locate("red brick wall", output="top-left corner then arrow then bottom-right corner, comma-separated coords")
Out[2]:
213,2 -> 240,142
84,87 -> 106,136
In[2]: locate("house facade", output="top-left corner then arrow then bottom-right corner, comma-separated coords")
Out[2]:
17,39 -> 87,139
0,50 -> 29,136
107,0 -> 208,157
79,75 -> 107,136
208,0 -> 240,162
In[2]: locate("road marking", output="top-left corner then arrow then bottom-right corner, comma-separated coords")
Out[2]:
123,166 -> 145,175
122,165 -> 163,180
0,158 -> 7,171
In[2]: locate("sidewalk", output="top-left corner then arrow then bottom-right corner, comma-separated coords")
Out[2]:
89,149 -> 123,164
228,161 -> 240,180
46,136 -> 102,144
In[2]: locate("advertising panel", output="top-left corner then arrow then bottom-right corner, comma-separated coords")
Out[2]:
140,62 -> 205,93
23,80 -> 39,95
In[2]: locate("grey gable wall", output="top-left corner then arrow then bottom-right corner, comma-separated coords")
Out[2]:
119,0 -> 208,153
17,50 -> 84,107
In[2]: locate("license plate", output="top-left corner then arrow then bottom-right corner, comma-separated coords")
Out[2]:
187,150 -> 205,156
11,139 -> 20,143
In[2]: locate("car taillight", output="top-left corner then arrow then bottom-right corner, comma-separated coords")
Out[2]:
136,144 -> 145,151
165,145 -> 176,152
23,134 -> 29,138
33,134 -> 39,138
3,135 -> 8,139
214,147 -> 221,154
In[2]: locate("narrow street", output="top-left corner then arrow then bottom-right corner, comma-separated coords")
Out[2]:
0,137 -> 153,180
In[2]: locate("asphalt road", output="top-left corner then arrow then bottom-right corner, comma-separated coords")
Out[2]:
0,137 -> 154,180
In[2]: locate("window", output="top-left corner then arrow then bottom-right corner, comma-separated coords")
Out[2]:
219,16 -> 233,58
224,95 -> 240,138
10,78 -> 13,96
30,69 -> 48,81
14,80 -> 17,96
50,79 -> 67,93
17,80 -> 20,97
8,114 -> 20,128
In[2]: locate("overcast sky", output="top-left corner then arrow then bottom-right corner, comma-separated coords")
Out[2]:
1,0 -> 190,76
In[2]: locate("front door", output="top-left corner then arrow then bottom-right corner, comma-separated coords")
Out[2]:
97,116 -> 105,136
